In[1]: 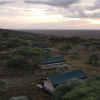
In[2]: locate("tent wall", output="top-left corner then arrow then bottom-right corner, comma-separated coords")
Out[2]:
44,80 -> 54,91
41,62 -> 66,70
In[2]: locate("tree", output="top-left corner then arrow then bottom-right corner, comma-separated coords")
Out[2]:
49,35 -> 60,46
83,42 -> 91,50
70,36 -> 81,46
7,46 -> 44,68
59,44 -> 72,54
18,40 -> 30,47
60,36 -> 66,44
88,52 -> 100,65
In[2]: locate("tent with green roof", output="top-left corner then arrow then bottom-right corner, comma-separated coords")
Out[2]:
41,56 -> 66,70
43,69 -> 87,91
41,56 -> 66,65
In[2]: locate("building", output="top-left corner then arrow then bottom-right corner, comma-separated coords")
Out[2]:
42,69 -> 87,91
41,56 -> 66,70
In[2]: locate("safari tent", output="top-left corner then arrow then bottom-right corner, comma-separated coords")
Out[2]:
42,69 -> 87,91
41,56 -> 66,70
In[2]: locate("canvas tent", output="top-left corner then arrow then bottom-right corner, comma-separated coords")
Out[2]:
41,56 -> 66,70
42,69 -> 87,91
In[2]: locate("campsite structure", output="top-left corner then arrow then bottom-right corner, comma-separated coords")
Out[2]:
40,56 -> 66,70
37,69 -> 87,92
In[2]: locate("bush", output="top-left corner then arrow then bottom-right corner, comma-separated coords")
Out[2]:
90,71 -> 100,80
67,78 -> 86,89
63,80 -> 100,100
9,96 -> 28,100
0,79 -> 7,87
53,78 -> 86,100
56,64 -> 70,74
73,51 -> 79,58
89,52 -> 100,65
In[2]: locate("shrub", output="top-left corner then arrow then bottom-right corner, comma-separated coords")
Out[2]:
56,64 -> 70,74
9,96 -> 28,100
0,79 -> 7,87
89,52 -> 100,65
90,71 -> 100,80
73,51 -> 79,58
53,78 -> 86,100
67,78 -> 86,89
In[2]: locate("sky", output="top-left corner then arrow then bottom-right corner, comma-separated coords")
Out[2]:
0,0 -> 100,29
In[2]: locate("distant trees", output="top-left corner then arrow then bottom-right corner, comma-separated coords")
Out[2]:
0,39 -> 30,52
49,35 -> 60,46
70,36 -> 81,46
59,44 -> 72,54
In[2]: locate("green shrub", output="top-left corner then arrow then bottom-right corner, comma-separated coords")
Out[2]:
63,81 -> 100,100
9,96 -> 28,100
90,71 -> 100,80
56,64 -> 70,74
89,52 -> 100,65
68,78 -> 86,89
53,79 -> 86,100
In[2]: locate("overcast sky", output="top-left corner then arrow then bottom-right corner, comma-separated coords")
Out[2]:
0,0 -> 100,29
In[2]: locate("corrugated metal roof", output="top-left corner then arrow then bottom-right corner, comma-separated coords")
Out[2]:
41,56 -> 66,65
47,69 -> 87,87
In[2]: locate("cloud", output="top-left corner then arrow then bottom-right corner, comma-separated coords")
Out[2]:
0,1 -> 12,5
86,0 -> 100,10
24,0 -> 80,8
63,4 -> 100,18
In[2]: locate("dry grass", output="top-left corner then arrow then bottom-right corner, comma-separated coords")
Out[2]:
49,42 -> 100,79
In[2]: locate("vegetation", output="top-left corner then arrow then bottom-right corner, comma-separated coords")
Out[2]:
59,44 -> 72,54
1,29 -> 100,100
56,65 -> 70,74
53,79 -> 86,100
88,52 -> 100,65
7,46 -> 44,68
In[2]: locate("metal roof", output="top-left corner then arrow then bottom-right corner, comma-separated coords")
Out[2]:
41,56 -> 66,65
47,69 -> 87,88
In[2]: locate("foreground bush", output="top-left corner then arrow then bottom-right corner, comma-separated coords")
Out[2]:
63,81 -> 100,100
53,79 -> 85,100
9,96 -> 28,100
